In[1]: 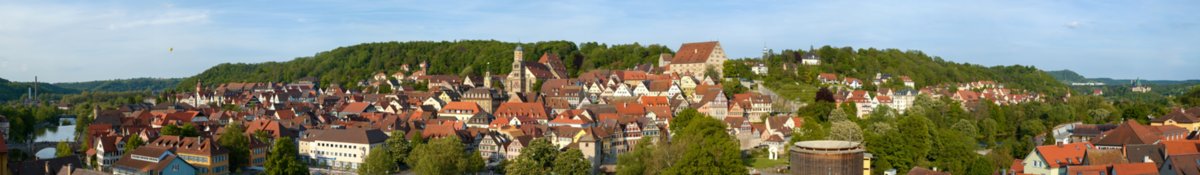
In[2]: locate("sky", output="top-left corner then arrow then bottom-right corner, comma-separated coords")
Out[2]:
0,0 -> 1197,83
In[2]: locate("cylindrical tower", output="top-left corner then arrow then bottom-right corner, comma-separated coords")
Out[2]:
790,140 -> 865,175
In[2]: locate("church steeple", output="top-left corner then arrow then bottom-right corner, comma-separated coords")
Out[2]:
509,45 -> 527,93
485,62 -> 493,88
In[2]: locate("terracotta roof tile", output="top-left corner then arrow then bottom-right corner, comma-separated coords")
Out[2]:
1036,142 -> 1092,168
1112,162 -> 1158,175
671,41 -> 719,64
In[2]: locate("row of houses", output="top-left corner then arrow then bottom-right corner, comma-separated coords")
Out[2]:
1013,107 -> 1200,175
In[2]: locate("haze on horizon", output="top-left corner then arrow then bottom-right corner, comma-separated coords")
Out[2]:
0,0 -> 1197,83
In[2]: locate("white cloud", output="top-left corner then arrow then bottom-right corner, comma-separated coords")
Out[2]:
1066,21 -> 1082,29
107,11 -> 210,30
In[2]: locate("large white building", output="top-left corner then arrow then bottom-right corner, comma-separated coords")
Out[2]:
298,128 -> 389,170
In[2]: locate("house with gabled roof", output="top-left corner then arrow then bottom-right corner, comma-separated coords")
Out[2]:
438,102 -> 488,122
664,41 -> 727,77
494,102 -> 550,124
1022,142 -> 1093,175
1151,107 -> 1200,132
1093,120 -> 1187,149
112,146 -> 197,175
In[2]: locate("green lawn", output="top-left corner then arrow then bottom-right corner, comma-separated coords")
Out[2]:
750,156 -> 788,168
744,150 -> 789,169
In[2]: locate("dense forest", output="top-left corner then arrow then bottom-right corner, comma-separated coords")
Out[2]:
54,78 -> 182,92
176,40 -> 673,91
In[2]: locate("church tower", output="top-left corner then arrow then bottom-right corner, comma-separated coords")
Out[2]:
485,62 -> 493,88
508,45 -> 526,93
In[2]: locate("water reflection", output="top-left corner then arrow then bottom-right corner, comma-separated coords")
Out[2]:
33,118 -> 76,159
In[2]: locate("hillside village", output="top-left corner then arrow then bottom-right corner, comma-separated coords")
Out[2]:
8,41 -> 1196,175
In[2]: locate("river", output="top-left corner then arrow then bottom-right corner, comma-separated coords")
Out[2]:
33,118 -> 76,159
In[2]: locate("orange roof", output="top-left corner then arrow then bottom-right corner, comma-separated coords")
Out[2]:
1093,120 -> 1168,147
1163,140 -> 1200,156
440,102 -> 483,115
550,110 -> 592,125
1010,159 -> 1024,174
1036,142 -> 1092,168
671,41 -> 719,64
1112,162 -> 1158,175
494,102 -> 549,120
341,102 -> 371,113
639,96 -> 669,107
614,102 -> 647,116
818,73 -> 837,81
1065,164 -> 1108,175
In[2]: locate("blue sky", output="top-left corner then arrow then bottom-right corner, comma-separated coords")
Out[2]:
0,0 -> 1197,82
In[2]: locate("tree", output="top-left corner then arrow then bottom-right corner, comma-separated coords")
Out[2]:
386,130 -> 413,169
792,116 -> 828,142
462,150 -> 485,173
1180,85 -> 1200,107
829,109 -> 849,122
160,123 -> 199,137
722,80 -> 749,96
218,122 -> 250,172
870,115 -> 933,174
815,87 -> 836,103
359,147 -> 395,175
829,120 -> 863,141
617,137 -> 654,175
670,108 -> 703,134
951,119 -> 979,139
554,149 -> 591,175
264,137 -> 308,175
124,136 -> 144,154
253,130 -> 272,144
56,141 -> 73,157
506,138 -> 558,174
160,124 -> 180,136
661,116 -> 745,174
410,137 -> 473,175
799,101 -> 835,122
965,156 -> 997,175
377,83 -> 393,94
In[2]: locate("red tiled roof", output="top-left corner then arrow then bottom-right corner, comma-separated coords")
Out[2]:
1065,164 -> 1108,175
1036,142 -> 1092,168
341,102 -> 371,113
1111,162 -> 1158,175
818,73 -> 837,81
614,102 -> 647,117
441,102 -> 483,115
671,41 -> 719,64
1163,140 -> 1200,156
495,102 -> 549,120
1093,120 -> 1172,147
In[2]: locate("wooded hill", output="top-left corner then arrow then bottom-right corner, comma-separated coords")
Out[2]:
54,77 -> 182,92
755,46 -> 1068,98
0,77 -> 79,102
176,40 -> 673,91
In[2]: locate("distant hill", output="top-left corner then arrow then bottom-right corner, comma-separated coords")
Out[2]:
178,40 -> 674,90
0,77 -> 80,102
54,78 -> 183,92
1046,70 -> 1089,83
1048,69 -> 1200,85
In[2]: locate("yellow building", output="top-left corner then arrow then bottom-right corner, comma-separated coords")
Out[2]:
145,136 -> 231,175
1150,108 -> 1200,132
